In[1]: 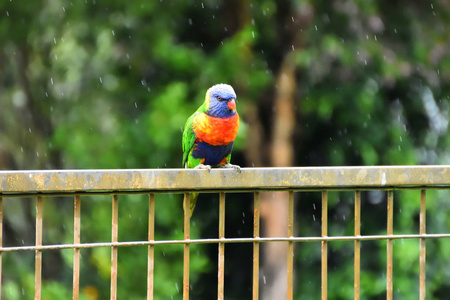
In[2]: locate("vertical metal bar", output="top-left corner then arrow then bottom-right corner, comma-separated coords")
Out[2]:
287,191 -> 294,300
218,192 -> 225,300
386,191 -> 393,300
147,194 -> 155,300
73,195 -> 81,300
111,195 -> 119,300
354,191 -> 361,300
252,192 -> 260,300
321,191 -> 328,300
183,193 -> 190,300
419,190 -> 426,300
35,196 -> 43,300
0,197 -> 3,299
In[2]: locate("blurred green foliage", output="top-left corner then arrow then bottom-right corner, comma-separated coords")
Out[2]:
1,0 -> 450,299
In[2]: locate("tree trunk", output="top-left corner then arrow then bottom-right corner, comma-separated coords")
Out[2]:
260,58 -> 297,300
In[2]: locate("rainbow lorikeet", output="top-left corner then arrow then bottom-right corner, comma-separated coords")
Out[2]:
182,84 -> 240,217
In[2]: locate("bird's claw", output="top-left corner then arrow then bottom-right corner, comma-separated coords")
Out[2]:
194,164 -> 212,172
220,163 -> 241,173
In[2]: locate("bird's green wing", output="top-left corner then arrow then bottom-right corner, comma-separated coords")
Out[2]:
182,111 -> 198,167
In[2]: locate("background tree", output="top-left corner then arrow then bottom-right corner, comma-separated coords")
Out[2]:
0,0 -> 449,299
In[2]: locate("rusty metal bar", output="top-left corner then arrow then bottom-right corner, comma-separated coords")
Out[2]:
386,190 -> 393,300
73,195 -> 81,300
183,193 -> 190,300
354,191 -> 361,300
218,192 -> 225,300
0,233 -> 449,253
1,166 -> 449,195
147,194 -> 155,300
252,192 -> 260,300
321,191 -> 328,300
35,196 -> 43,300
287,191 -> 294,300
111,195 -> 119,300
419,190 -> 426,300
0,197 -> 2,299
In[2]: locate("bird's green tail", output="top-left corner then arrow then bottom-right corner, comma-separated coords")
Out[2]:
183,192 -> 199,219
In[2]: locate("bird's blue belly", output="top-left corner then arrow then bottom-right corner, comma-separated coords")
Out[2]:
192,141 -> 234,166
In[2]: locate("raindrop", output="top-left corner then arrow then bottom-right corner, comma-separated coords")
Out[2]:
45,92 -> 49,97
431,3 -> 434,9
99,77 -> 103,83
135,102 -> 138,108
399,136 -> 402,141
36,152 -> 40,157
29,128 -> 32,133
54,54 -> 58,60
224,26 -> 228,32
263,275 -> 266,284
200,43 -> 204,47
312,215 -> 316,221
315,25 -> 318,30
398,146 -> 401,151
6,11 -> 9,17
242,212 -> 245,217
251,18 -> 255,25
365,35 -> 369,40
62,6 -> 66,12
313,203 -> 316,210
175,283 -> 179,292
220,41 -> 224,45
252,31 -> 255,38
364,60 -> 367,65
292,45 -> 295,51
50,77 -> 54,85
135,119 -> 139,124
201,2 -> 204,8
112,30 -> 115,36
437,69 -> 440,75
343,215 -> 346,220
291,16 -> 294,22
53,37 -> 57,44
21,147 -> 23,152
188,18 -> 193,26
374,35 -> 377,41
394,28 -> 398,34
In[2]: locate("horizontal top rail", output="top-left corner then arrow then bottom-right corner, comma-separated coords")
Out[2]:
0,166 -> 449,195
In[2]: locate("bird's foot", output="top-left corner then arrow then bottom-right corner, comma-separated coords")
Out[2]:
220,163 -> 241,173
194,164 -> 212,172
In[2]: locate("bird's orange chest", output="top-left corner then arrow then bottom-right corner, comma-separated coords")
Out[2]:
193,113 -> 239,146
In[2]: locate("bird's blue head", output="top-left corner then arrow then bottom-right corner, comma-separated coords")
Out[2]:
205,84 -> 237,118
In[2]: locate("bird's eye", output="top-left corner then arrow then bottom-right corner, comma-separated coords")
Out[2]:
217,96 -> 222,101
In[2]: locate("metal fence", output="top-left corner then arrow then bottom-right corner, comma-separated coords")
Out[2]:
0,166 -> 449,299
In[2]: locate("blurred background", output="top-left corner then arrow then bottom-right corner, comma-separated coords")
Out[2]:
1,0 -> 450,299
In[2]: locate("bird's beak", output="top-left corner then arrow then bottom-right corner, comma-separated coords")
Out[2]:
227,99 -> 236,112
